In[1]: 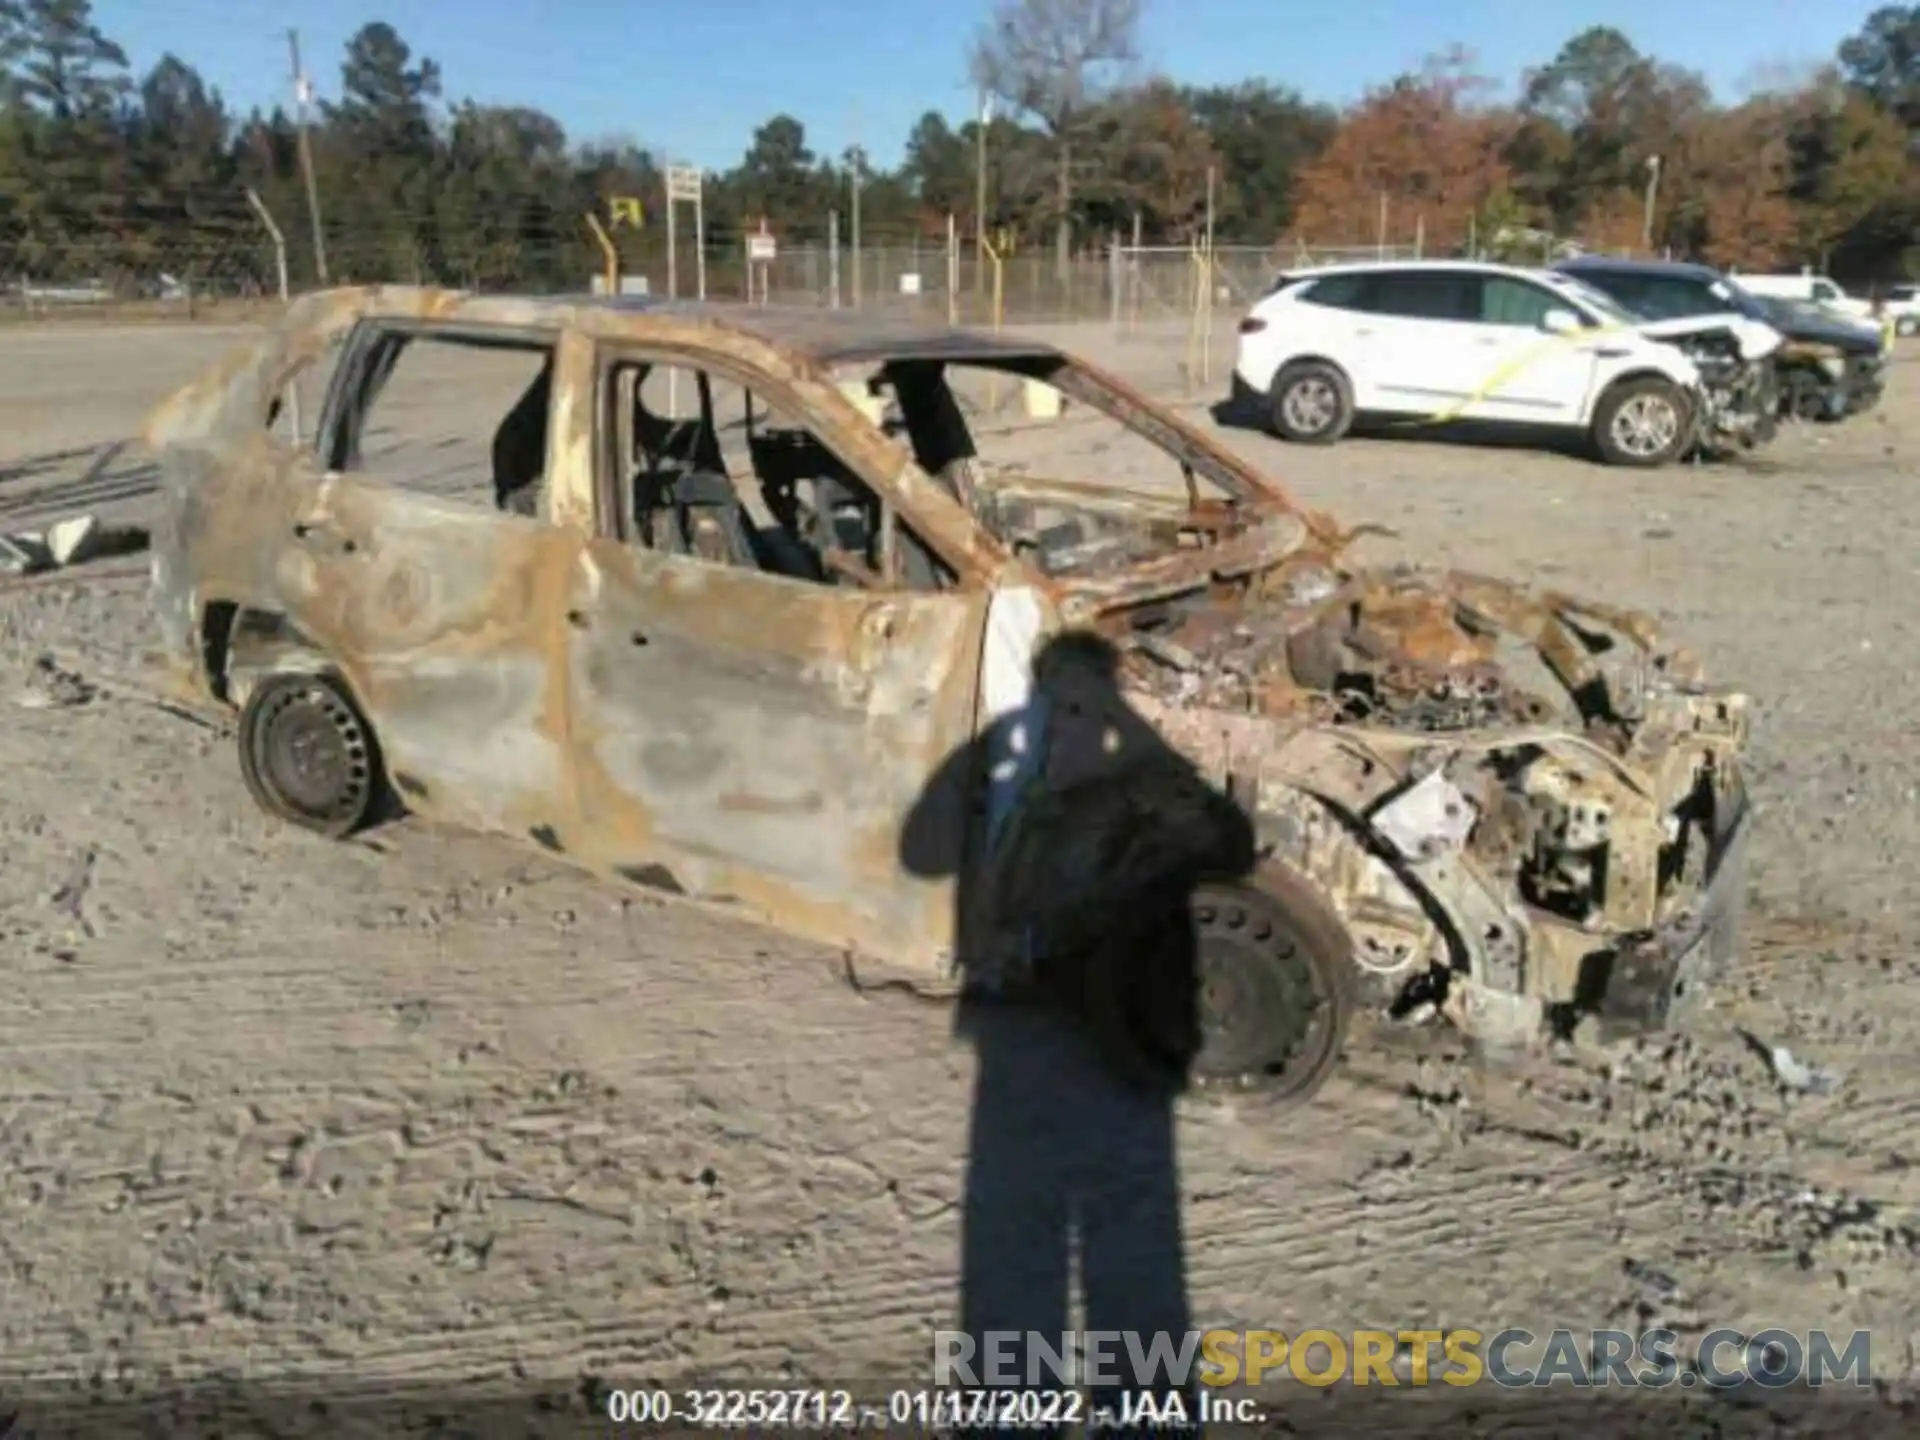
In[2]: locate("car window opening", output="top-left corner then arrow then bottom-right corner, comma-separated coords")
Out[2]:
318,326 -> 558,512
869,355 -> 1267,582
607,357 -> 957,593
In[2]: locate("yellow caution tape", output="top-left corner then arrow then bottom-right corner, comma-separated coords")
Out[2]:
1391,320 -> 1639,428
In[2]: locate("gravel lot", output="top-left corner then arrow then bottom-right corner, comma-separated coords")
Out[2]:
1,315 -> 1917,1422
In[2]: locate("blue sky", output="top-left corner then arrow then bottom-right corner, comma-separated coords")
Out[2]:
95,0 -> 1876,172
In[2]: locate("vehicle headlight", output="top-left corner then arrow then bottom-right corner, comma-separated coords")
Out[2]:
1817,356 -> 1845,378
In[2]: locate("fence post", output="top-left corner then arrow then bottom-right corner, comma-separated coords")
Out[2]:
829,210 -> 841,309
983,235 -> 1005,413
1201,167 -> 1217,387
245,186 -> 299,443
1185,241 -> 1204,397
1129,213 -> 1143,335
946,212 -> 959,326
1109,230 -> 1121,335
584,211 -> 619,295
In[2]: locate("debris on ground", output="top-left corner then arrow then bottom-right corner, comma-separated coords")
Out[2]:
1738,1028 -> 1843,1095
14,653 -> 97,709
0,513 -> 149,576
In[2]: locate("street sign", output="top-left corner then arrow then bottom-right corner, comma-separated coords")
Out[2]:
609,195 -> 644,228
748,233 -> 777,262
665,165 -> 703,202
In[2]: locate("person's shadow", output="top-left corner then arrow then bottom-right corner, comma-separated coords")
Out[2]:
901,630 -> 1258,1438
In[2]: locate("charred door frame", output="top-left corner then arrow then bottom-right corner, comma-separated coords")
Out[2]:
555,336 -> 994,980
254,315 -> 584,841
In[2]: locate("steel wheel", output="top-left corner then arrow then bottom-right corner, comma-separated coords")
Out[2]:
1083,878 -> 1350,1105
237,673 -> 381,838
1609,391 -> 1681,459
1189,887 -> 1346,1091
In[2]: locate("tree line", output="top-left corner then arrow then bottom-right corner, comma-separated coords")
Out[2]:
0,0 -> 1912,297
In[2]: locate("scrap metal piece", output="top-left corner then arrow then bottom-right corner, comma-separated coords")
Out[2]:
0,533 -> 51,576
1371,771 -> 1478,862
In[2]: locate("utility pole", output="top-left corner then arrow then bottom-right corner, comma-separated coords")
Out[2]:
974,91 -> 990,298
288,29 -> 329,284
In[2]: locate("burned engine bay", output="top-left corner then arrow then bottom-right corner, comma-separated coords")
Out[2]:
851,349 -> 1750,1045
976,477 -> 1751,1047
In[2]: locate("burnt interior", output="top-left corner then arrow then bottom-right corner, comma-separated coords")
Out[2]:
837,352 -> 1656,742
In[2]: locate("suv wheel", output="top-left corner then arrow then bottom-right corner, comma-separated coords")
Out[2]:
1592,377 -> 1691,468
1268,361 -> 1354,445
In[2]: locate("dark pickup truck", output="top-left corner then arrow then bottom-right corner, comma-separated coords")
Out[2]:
1554,257 -> 1886,423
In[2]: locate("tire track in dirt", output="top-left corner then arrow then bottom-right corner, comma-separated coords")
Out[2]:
3,661 -> 1915,1388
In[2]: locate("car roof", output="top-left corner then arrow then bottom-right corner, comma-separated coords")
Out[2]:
1281,259 -> 1555,281
581,294 -> 1065,366
334,286 -> 1063,369
1554,256 -> 1721,282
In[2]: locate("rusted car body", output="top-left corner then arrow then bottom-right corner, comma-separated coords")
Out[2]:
142,287 -> 1751,1098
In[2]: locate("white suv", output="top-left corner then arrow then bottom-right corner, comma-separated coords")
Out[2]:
1231,261 -> 1733,467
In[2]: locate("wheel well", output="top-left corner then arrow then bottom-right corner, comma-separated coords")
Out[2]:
1592,368 -> 1693,424
1597,368 -> 1685,402
198,601 -> 336,706
1274,355 -> 1352,391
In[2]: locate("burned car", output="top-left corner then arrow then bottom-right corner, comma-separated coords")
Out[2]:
141,287 -> 1751,1106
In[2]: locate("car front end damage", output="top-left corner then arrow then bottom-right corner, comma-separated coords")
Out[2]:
1113,554 -> 1747,1048
1637,315 -> 1780,457
984,481 -> 1751,1052
1746,299 -> 1891,422
1839,347 -> 1888,416
1777,341 -> 1886,422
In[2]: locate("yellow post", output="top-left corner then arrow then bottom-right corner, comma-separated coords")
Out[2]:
1185,241 -> 1207,396
983,234 -> 1006,414
1199,241 -> 1216,387
585,212 -> 619,295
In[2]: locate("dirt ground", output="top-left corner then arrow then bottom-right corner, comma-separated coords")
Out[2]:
1,315 -> 1918,1422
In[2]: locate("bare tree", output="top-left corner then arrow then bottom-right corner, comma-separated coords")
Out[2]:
970,0 -> 1143,281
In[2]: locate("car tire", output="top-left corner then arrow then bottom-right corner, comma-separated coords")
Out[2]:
1591,376 -> 1692,468
237,672 -> 385,839
1080,872 -> 1352,1106
1268,361 -> 1354,445
1779,370 -> 1828,423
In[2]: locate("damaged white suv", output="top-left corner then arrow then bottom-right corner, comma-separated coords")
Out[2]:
1231,260 -> 1782,466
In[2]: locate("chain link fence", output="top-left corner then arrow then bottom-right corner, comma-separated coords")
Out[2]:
0,196 -> 1433,398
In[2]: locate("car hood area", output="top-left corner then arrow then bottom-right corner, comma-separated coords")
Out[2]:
1637,313 -> 1783,363
1748,297 -> 1885,354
